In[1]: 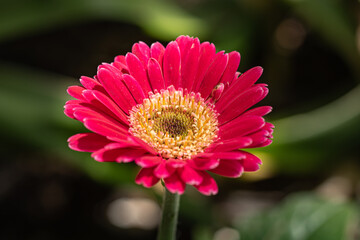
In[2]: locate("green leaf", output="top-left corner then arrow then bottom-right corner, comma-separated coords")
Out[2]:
237,193 -> 359,240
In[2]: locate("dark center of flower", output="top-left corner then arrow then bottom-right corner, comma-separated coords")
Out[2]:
152,108 -> 194,138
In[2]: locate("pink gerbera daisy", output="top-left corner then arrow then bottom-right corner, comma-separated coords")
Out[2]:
64,35 -> 273,195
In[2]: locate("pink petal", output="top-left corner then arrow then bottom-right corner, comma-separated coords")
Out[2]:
91,90 -> 129,124
64,107 -> 76,119
147,58 -> 165,91
218,85 -> 268,124
262,122 -> 274,136
150,42 -> 165,66
199,51 -> 228,99
114,55 -> 127,65
67,86 -> 86,101
154,161 -> 169,178
246,129 -> 272,148
219,51 -> 241,84
242,106 -> 273,117
92,145 -> 147,163
196,151 -> 247,160
194,172 -> 218,195
176,35 -> 193,54
72,105 -> 106,122
192,42 -> 216,92
104,141 -> 138,150
116,149 -> 148,163
80,76 -> 105,93
81,90 -> 124,122
72,106 -> 127,132
179,165 -> 203,185
210,83 -> 224,102
210,160 -> 244,177
233,66 -> 264,93
208,136 -> 252,152
91,148 -> 119,162
121,74 -> 146,104
232,71 -> 241,85
251,139 -> 272,148
97,67 -> 136,114
216,66 -> 263,110
64,100 -> 82,119
129,136 -> 158,155
125,53 -> 152,94
132,41 -> 150,67
166,159 -> 186,168
219,116 -> 265,140
163,41 -> 181,88
190,157 -> 220,170
241,151 -> 262,171
135,156 -> 162,168
164,171 -> 186,194
68,133 -> 112,152
223,84 -> 267,114
113,55 -> 129,73
83,118 -> 129,141
135,167 -> 160,188
65,99 -> 81,105
154,160 -> 175,178
180,38 -> 200,91
90,146 -> 142,162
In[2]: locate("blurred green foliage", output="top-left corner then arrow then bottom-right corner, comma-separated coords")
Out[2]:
1,0 -> 359,181
192,193 -> 359,240
0,0 -> 207,43
238,193 -> 359,240
0,0 -> 359,239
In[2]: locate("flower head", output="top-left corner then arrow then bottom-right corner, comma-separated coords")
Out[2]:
65,36 -> 274,195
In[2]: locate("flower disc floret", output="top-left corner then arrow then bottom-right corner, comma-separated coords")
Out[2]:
129,86 -> 219,160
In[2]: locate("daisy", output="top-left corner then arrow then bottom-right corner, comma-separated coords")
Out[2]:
65,35 -> 273,195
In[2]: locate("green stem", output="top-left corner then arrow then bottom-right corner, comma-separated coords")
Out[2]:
157,188 -> 180,240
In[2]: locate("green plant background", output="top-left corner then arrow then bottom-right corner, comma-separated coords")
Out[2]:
0,0 -> 359,239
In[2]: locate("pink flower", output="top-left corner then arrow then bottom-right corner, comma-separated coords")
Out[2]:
65,36 -> 273,195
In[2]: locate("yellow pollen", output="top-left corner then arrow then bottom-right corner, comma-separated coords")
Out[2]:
128,86 -> 219,160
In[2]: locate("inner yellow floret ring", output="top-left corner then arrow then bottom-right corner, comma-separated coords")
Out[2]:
129,86 -> 219,160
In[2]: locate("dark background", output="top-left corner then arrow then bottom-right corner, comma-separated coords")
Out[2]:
0,0 -> 359,239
